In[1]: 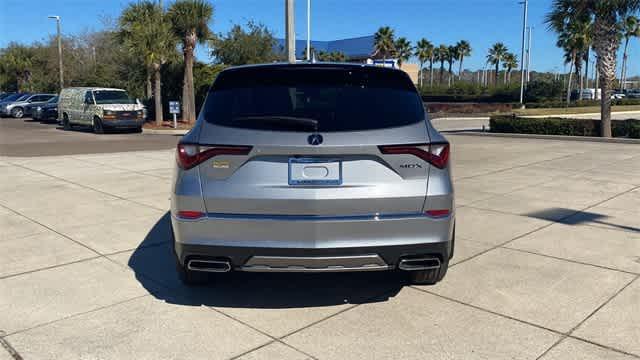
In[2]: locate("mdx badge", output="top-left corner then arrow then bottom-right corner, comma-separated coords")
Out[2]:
400,163 -> 423,169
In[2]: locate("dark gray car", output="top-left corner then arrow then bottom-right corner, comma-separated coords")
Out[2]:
171,63 -> 455,286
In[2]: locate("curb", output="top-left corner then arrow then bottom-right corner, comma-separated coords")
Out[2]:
448,131 -> 640,144
519,110 -> 640,118
142,128 -> 189,135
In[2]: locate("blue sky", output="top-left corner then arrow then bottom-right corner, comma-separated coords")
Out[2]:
0,0 -> 638,76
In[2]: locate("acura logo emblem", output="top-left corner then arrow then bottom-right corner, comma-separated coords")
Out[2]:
308,134 -> 323,145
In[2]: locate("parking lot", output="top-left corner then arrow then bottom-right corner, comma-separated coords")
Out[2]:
1,117 -> 639,359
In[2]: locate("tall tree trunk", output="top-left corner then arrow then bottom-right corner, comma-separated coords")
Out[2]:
494,62 -> 499,86
458,56 -> 464,78
146,72 -> 153,100
577,62 -> 583,102
584,48 -> 590,89
566,58 -> 574,106
418,61 -> 424,89
593,13 -> 620,138
182,31 -> 197,124
439,62 -> 444,85
503,69 -> 507,84
153,63 -> 163,127
429,59 -> 434,88
447,62 -> 453,87
620,38 -> 630,90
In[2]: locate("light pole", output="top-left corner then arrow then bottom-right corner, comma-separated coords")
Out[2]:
525,26 -> 533,84
518,0 -> 528,106
306,0 -> 311,61
285,0 -> 296,63
48,15 -> 63,91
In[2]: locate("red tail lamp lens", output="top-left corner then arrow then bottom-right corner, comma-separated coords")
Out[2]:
425,209 -> 450,217
176,144 -> 252,170
177,210 -> 205,219
379,143 -> 449,169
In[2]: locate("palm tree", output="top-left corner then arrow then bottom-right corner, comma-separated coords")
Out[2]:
373,26 -> 396,63
446,45 -> 458,86
119,1 -> 177,126
168,0 -> 213,124
486,42 -> 508,85
547,0 -> 640,137
620,15 -> 640,90
395,37 -> 413,67
455,40 -> 472,79
415,38 -> 434,88
434,45 -> 448,85
550,14 -> 591,104
502,53 -> 518,85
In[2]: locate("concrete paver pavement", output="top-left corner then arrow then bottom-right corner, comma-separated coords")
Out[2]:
1,134 -> 640,359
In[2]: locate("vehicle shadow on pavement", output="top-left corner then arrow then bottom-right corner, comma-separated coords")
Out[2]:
526,207 -> 639,233
126,212 -> 406,309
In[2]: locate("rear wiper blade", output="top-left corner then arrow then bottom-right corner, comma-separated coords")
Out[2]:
233,116 -> 319,130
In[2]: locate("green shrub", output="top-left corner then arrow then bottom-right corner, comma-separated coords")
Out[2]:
524,80 -> 564,102
490,116 -> 640,138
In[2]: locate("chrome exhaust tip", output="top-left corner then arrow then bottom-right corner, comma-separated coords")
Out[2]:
187,259 -> 231,273
398,257 -> 441,271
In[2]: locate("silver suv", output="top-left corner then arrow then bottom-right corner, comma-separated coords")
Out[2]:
171,63 -> 455,285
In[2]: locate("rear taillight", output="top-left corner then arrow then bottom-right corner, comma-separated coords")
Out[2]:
176,144 -> 252,170
177,210 -> 205,219
425,209 -> 450,217
379,143 -> 450,169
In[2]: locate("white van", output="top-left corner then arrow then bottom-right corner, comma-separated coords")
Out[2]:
58,87 -> 145,133
580,88 -> 601,100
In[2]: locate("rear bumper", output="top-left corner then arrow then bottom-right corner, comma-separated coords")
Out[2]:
172,213 -> 454,270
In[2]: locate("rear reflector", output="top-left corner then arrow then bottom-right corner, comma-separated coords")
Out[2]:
425,209 -> 450,217
379,143 -> 449,169
177,144 -> 252,170
177,210 -> 205,219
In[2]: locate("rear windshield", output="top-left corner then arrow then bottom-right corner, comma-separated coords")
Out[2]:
93,90 -> 136,105
202,66 -> 424,132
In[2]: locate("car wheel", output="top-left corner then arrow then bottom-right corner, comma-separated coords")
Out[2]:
93,117 -> 105,134
449,224 -> 455,260
62,114 -> 71,130
409,257 -> 449,285
11,107 -> 24,118
170,221 -> 209,285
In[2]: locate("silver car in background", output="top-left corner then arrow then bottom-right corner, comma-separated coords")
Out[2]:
1,93 -> 56,118
171,63 -> 455,285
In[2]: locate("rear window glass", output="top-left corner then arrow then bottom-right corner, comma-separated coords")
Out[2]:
202,66 -> 424,132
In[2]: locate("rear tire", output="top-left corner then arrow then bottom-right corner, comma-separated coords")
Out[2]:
93,117 -> 104,134
170,221 -> 209,285
176,258 -> 210,285
409,257 -> 449,285
62,114 -> 71,130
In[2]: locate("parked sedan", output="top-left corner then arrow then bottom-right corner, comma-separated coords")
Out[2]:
32,96 -> 59,122
0,93 -> 56,118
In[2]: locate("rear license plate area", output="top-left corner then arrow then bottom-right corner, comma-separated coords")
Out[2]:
288,158 -> 342,186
